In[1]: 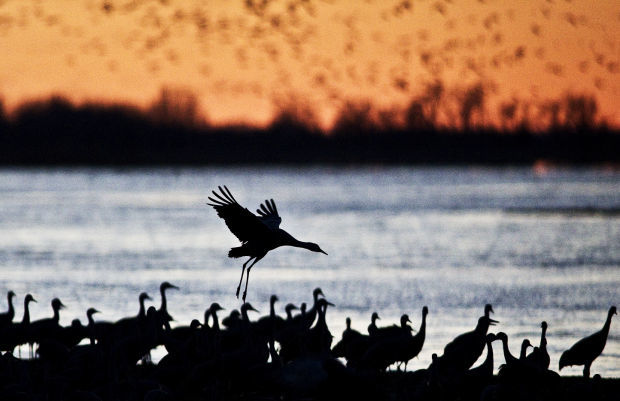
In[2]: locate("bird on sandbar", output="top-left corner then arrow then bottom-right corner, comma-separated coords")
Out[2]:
208,185 -> 327,302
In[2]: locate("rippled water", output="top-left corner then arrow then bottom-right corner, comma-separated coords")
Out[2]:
0,167 -> 618,376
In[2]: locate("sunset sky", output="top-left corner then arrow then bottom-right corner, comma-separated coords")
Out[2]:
0,0 -> 618,128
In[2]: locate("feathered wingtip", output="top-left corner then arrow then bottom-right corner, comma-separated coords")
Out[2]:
207,185 -> 237,207
256,199 -> 278,217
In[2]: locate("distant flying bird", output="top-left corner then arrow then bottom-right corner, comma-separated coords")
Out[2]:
208,186 -> 327,302
559,306 -> 617,377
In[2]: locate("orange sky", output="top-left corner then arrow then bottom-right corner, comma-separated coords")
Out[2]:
0,0 -> 618,128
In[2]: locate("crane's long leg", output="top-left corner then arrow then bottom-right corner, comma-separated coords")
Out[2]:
242,256 -> 262,303
236,257 -> 254,298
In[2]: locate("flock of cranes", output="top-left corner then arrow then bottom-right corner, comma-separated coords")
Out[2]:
0,285 -> 616,401
0,186 -> 616,399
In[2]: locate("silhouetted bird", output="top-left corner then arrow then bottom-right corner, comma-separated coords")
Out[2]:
559,306 -> 617,377
113,291 -> 152,339
208,186 -> 327,302
526,321 -> 550,371
157,281 -> 179,329
0,290 -> 16,329
442,305 -> 498,372
0,294 -> 36,355
332,317 -> 370,367
29,298 -> 66,345
359,306 -> 428,371
496,332 -> 517,365
367,312 -> 381,336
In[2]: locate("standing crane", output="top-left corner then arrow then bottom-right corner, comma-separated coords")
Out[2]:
559,306 -> 616,377
208,186 -> 327,302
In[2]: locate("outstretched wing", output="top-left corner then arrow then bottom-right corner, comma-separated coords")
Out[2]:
256,198 -> 282,230
207,186 -> 272,243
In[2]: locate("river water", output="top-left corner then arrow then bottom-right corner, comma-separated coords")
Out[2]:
0,167 -> 618,376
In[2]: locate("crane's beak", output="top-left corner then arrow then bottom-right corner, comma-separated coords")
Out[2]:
489,318 -> 499,325
320,249 -> 328,255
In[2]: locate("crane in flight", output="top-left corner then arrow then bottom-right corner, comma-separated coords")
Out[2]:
208,186 -> 327,302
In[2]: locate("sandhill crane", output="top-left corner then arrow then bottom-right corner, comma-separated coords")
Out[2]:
496,332 -> 517,365
368,312 -> 380,336
359,306 -> 428,371
29,298 -> 66,345
526,321 -> 550,371
0,294 -> 36,355
332,317 -> 370,366
157,281 -> 179,329
284,303 -> 298,321
113,291 -> 152,339
0,290 -> 16,329
442,311 -> 498,373
208,186 -> 327,302
559,306 -> 617,377
373,314 -> 413,339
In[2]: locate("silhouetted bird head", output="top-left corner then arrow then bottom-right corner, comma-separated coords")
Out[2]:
486,333 -> 497,343
86,308 -> 100,318
371,312 -> 380,322
25,294 -> 37,304
541,321 -> 547,330
140,292 -> 152,301
484,303 -> 494,316
610,306 -> 617,316
160,282 -> 179,292
422,306 -> 429,316
305,242 -> 327,254
313,288 -> 324,299
242,302 -> 259,314
8,290 -> 15,299
51,298 -> 65,311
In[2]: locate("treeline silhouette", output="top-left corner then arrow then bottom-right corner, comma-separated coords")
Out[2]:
0,286 -> 617,401
0,85 -> 618,165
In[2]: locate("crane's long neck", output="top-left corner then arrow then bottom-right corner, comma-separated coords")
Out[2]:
500,337 -> 515,364
602,311 -> 614,338
270,299 -> 276,319
418,312 -> 427,341
484,340 -> 494,371
139,296 -> 147,318
211,309 -> 220,331
540,326 -> 547,350
53,305 -> 61,323
519,342 -> 529,360
160,287 -> 167,312
22,298 -> 32,324
7,293 -> 15,319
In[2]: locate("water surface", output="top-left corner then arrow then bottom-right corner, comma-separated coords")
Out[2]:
0,167 -> 618,376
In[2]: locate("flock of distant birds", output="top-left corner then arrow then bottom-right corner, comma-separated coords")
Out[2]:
0,284 -> 616,400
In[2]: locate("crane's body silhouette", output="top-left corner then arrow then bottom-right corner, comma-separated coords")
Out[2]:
208,186 -> 327,302
559,306 -> 616,377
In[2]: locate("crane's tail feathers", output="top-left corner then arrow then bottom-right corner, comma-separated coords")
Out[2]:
228,247 -> 246,258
